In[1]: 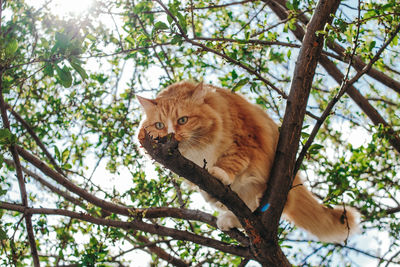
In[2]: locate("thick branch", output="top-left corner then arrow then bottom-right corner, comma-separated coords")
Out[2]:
258,0 -> 341,238
140,133 -> 290,265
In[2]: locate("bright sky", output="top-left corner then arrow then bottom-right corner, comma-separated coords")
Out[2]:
36,0 -> 94,16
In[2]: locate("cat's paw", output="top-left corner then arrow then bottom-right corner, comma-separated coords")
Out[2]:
216,212 -> 241,231
209,166 -> 232,185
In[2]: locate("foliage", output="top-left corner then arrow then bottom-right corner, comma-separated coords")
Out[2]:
0,0 -> 399,266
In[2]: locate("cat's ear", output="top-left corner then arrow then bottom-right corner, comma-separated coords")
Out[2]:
136,95 -> 157,114
191,81 -> 207,104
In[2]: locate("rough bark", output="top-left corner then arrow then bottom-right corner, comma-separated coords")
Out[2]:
257,0 -> 341,240
140,133 -> 290,266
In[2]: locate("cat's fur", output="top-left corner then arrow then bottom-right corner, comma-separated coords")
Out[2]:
137,81 -> 359,243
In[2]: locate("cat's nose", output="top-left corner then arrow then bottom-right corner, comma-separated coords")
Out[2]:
167,119 -> 175,134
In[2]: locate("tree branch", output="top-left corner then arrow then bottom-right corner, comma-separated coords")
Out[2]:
13,145 -> 250,245
139,132 -> 290,265
265,0 -> 400,154
135,235 -> 188,267
0,201 -> 252,259
5,156 -> 250,262
6,103 -> 66,176
4,158 -> 84,208
257,0 -> 341,238
272,0 -> 400,95
0,9 -> 40,262
295,22 -> 400,173
153,0 -> 288,99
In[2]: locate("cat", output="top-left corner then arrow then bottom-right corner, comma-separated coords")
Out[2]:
137,81 -> 359,243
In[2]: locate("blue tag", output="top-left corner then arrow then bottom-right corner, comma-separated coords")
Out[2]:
261,203 -> 270,212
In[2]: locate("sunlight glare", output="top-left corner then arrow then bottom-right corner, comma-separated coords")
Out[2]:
49,0 -> 94,16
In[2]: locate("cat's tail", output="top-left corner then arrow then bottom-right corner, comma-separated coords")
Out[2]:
282,175 -> 360,243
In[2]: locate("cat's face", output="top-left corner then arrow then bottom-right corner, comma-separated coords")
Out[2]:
137,83 -> 220,150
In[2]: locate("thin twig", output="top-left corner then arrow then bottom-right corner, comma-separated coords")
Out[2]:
294,22 -> 400,174
6,104 -> 66,176
154,0 -> 287,98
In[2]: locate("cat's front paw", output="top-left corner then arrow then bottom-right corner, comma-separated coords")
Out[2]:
209,166 -> 232,185
216,211 -> 241,231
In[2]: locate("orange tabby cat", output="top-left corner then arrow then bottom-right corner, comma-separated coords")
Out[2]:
137,81 -> 359,243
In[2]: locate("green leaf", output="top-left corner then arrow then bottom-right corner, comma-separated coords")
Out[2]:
152,21 -> 169,38
287,49 -> 292,59
245,31 -> 250,41
63,163 -> 72,169
171,35 -> 183,45
125,36 -> 135,45
301,132 -> 310,138
369,41 -> 376,51
5,39 -> 18,55
0,188 -> 6,197
44,63 -> 54,77
56,65 -> 73,88
53,32 -> 70,53
154,21 -> 169,31
54,146 -> 61,161
0,129 -> 15,145
0,129 -> 11,139
309,144 -> 324,154
86,34 -> 97,42
176,12 -> 187,34
289,22 -> 297,31
392,35 -> 398,47
167,15 -> 173,25
232,78 -> 249,92
62,149 -> 70,164
231,70 -> 238,80
69,58 -> 88,80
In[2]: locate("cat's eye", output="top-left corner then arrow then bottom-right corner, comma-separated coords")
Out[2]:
155,122 -> 165,130
177,116 -> 188,125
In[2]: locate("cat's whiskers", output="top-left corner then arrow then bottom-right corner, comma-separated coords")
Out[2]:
186,135 -> 210,148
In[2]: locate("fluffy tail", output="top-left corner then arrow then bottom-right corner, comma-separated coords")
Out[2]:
283,175 -> 360,243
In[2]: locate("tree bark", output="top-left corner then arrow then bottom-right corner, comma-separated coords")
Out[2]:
257,0 -> 341,240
